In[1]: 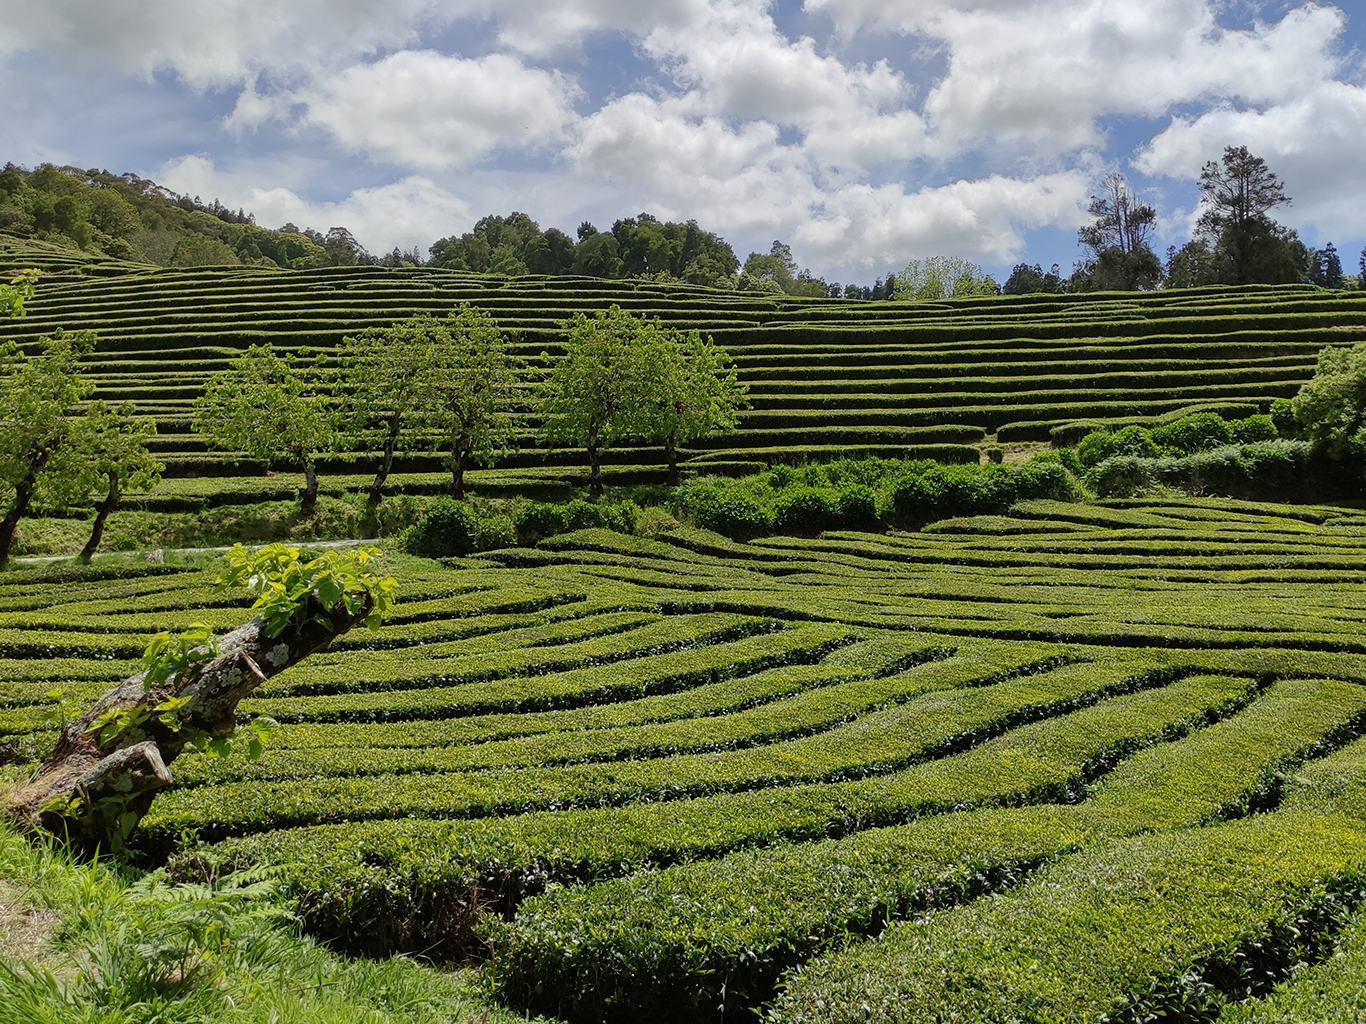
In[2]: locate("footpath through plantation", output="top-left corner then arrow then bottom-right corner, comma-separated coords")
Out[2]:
8,240 -> 1366,1021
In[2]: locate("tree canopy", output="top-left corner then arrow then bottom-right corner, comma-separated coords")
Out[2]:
895,256 -> 1000,300
192,344 -> 331,511
0,329 -> 97,566
1291,341 -> 1366,463
424,306 -> 523,499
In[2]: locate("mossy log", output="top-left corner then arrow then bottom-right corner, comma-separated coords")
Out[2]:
4,589 -> 372,852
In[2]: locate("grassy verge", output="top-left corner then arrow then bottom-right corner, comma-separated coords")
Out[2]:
0,823 -> 548,1024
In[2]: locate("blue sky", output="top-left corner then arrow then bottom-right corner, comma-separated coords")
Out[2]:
1,0 -> 1364,284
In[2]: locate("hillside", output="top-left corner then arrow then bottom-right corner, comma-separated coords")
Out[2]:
4,232 -> 1364,495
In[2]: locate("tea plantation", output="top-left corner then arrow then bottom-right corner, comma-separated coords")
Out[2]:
7,498 -> 1366,1021
4,232 -> 1365,498
9,234 -> 1366,1021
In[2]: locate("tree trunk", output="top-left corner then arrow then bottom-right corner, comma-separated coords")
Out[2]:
368,415 -> 402,510
79,472 -> 120,564
301,460 -> 319,514
5,589 -> 372,853
665,438 -> 680,487
450,451 -> 466,500
587,443 -> 603,499
0,456 -> 45,568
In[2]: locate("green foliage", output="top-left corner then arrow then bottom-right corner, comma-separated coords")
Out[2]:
895,255 -> 1000,299
425,305 -> 522,498
1150,411 -> 1235,453
191,344 -> 329,506
1291,341 -> 1366,462
141,622 -> 218,688
514,498 -> 642,544
402,498 -> 478,558
214,543 -> 397,637
0,328 -> 97,565
1,268 -> 37,317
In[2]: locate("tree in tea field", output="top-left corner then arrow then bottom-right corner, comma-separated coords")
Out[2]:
336,315 -> 440,509
192,343 -> 330,512
540,305 -> 652,499
0,329 -> 96,567
1291,341 -> 1366,463
426,305 -> 522,499
77,401 -> 163,562
637,322 -> 747,485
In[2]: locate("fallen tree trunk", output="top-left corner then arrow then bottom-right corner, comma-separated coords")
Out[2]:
5,588 -> 373,853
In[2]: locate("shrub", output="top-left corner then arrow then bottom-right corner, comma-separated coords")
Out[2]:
402,498 -> 477,557
683,486 -> 774,539
515,502 -> 569,545
834,483 -> 880,530
1150,412 -> 1234,454
1233,414 -> 1278,444
516,500 -> 641,544
1077,430 -> 1117,468
1015,456 -> 1087,502
1092,455 -> 1159,498
771,487 -> 840,535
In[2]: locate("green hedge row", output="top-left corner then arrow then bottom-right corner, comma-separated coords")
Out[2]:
191,664 -> 1235,956
484,675 -> 1364,1022
769,809 -> 1366,1024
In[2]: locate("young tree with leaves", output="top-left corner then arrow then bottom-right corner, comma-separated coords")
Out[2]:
1291,341 -> 1366,463
0,330 -> 96,566
336,316 -> 440,509
77,401 -> 163,562
192,344 -> 330,512
1,269 -> 37,318
639,324 -> 748,484
540,305 -> 651,499
427,305 -> 522,499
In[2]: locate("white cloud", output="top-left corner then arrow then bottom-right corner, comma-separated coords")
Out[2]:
797,172 -> 1092,269
297,50 -> 581,168
810,0 -> 1347,155
0,0 -> 445,88
157,155 -> 472,254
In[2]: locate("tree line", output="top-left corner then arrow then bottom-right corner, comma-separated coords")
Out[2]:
0,275 -> 747,565
1005,146 -> 1362,295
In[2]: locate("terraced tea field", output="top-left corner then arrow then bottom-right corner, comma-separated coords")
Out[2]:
8,498 -> 1366,1021
4,234 -> 1366,494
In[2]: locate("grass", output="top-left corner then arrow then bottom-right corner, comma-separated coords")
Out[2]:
0,823 -> 544,1024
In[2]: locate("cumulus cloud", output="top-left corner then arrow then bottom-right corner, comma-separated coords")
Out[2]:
4,0 -> 1363,277
811,0 -> 1347,154
157,155 -> 472,254
797,172 -> 1093,269
296,50 -> 581,168
0,0 -> 445,88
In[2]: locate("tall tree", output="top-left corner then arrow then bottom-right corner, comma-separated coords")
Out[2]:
336,316 -> 439,510
1079,173 -> 1156,258
1073,173 -> 1162,291
540,305 -> 650,499
1196,145 -> 1299,285
77,402 -> 163,563
192,344 -> 330,512
0,330 -> 96,567
427,305 -> 522,499
638,323 -> 748,484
